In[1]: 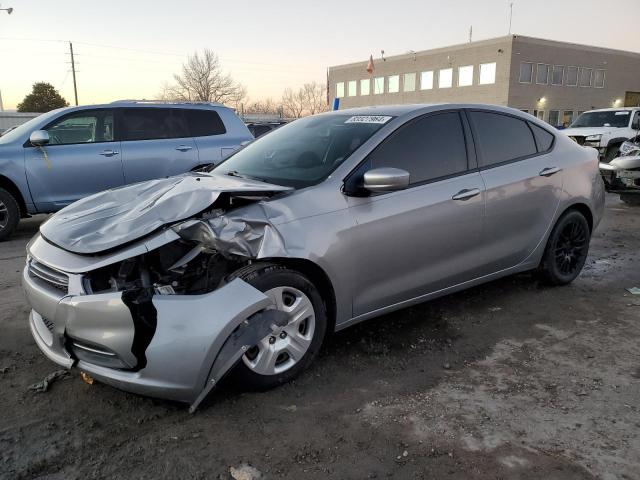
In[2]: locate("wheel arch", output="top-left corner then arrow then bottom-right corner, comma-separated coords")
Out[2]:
259,257 -> 337,334
0,174 -> 28,217
560,202 -> 594,233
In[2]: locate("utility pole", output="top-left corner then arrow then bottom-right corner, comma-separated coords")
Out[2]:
508,2 -> 514,35
469,25 -> 473,43
0,89 -> 4,111
69,42 -> 78,105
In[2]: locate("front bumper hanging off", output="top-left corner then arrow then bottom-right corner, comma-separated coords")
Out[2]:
23,258 -> 283,411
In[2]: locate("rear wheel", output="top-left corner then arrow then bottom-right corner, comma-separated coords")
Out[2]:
539,210 -> 590,285
226,263 -> 327,390
0,188 -> 20,241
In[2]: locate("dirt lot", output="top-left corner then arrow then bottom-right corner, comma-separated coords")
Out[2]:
1,194 -> 639,480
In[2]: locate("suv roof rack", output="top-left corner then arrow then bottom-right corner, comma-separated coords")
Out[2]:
110,99 -> 224,107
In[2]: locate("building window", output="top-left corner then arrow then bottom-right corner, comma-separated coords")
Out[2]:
420,71 -> 434,90
347,80 -> 357,97
374,77 -> 384,94
439,68 -> 453,88
565,66 -> 578,86
579,68 -> 592,87
577,111 -> 585,116
521,109 -> 529,114
336,82 -> 344,98
458,65 -> 474,87
562,111 -> 574,127
479,62 -> 496,85
551,66 -> 564,86
519,62 -> 533,83
594,69 -> 606,88
548,110 -> 560,126
360,79 -> 370,96
388,75 -> 400,93
536,64 -> 549,84
533,110 -> 545,120
404,73 -> 416,92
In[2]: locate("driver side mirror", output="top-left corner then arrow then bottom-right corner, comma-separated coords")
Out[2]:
632,119 -> 640,130
29,130 -> 50,146
363,167 -> 410,193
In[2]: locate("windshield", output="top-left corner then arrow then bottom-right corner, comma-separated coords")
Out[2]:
570,110 -> 631,128
0,115 -> 45,145
212,114 -> 393,188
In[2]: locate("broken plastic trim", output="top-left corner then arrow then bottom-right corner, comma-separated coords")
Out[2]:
189,309 -> 289,412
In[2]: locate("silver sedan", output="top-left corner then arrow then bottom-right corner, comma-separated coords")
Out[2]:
23,104 -> 605,410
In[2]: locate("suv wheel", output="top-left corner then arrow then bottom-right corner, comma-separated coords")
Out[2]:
620,194 -> 640,206
226,263 -> 327,390
605,143 -> 621,162
539,210 -> 590,285
0,188 -> 20,241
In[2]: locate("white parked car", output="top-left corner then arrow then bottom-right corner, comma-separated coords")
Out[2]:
563,108 -> 640,162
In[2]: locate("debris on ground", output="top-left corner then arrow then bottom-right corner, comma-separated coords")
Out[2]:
626,287 -> 640,295
28,369 -> 70,393
230,464 -> 263,480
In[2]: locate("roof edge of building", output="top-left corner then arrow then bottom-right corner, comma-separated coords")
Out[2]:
329,34 -> 640,72
329,35 -> 513,71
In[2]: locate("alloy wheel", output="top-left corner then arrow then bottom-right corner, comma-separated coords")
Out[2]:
0,200 -> 8,231
554,218 -> 588,275
242,286 -> 316,376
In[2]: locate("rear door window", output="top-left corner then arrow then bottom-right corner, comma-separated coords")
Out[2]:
468,111 -> 537,167
367,111 -> 468,185
121,108 -> 189,141
183,109 -> 226,137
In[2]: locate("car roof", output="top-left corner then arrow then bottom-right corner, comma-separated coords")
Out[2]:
322,103 -> 536,120
52,101 -> 231,112
584,107 -> 639,113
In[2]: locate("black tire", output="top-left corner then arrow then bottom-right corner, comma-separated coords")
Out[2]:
620,194 -> 640,206
226,263 -> 327,390
0,188 -> 20,242
605,144 -> 621,162
539,210 -> 590,285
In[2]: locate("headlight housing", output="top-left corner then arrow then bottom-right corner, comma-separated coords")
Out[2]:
585,134 -> 602,142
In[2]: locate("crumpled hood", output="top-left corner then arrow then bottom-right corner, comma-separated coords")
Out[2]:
40,172 -> 291,254
562,127 -> 617,137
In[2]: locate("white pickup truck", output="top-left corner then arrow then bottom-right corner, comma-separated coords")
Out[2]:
563,108 -> 640,162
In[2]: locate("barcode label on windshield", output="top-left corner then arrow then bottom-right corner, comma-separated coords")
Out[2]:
345,115 -> 392,124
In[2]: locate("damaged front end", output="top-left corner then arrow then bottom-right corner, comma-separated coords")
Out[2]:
23,173 -> 295,410
600,153 -> 640,195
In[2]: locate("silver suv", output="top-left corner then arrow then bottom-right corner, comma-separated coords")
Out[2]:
0,100 -> 252,240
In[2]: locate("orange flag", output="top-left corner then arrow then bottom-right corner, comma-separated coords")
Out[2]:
366,55 -> 374,74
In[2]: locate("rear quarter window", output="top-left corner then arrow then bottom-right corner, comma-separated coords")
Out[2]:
184,109 -> 226,137
469,111 -> 537,167
529,123 -> 555,152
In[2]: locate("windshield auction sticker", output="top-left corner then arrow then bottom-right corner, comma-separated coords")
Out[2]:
345,115 -> 393,124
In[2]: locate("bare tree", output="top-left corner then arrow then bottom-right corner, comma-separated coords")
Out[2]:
163,49 -> 246,106
243,98 -> 282,115
281,82 -> 328,118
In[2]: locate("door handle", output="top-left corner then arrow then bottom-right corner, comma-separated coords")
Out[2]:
99,149 -> 119,157
451,188 -> 481,201
176,145 -> 193,152
539,166 -> 561,177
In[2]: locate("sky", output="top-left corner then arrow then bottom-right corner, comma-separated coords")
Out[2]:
0,0 -> 638,110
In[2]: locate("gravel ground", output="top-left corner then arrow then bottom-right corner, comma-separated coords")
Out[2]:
1,194 -> 638,480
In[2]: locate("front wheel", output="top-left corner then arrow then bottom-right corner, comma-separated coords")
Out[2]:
538,210 -> 590,285
226,263 -> 327,390
0,188 -> 20,242
605,144 -> 621,162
